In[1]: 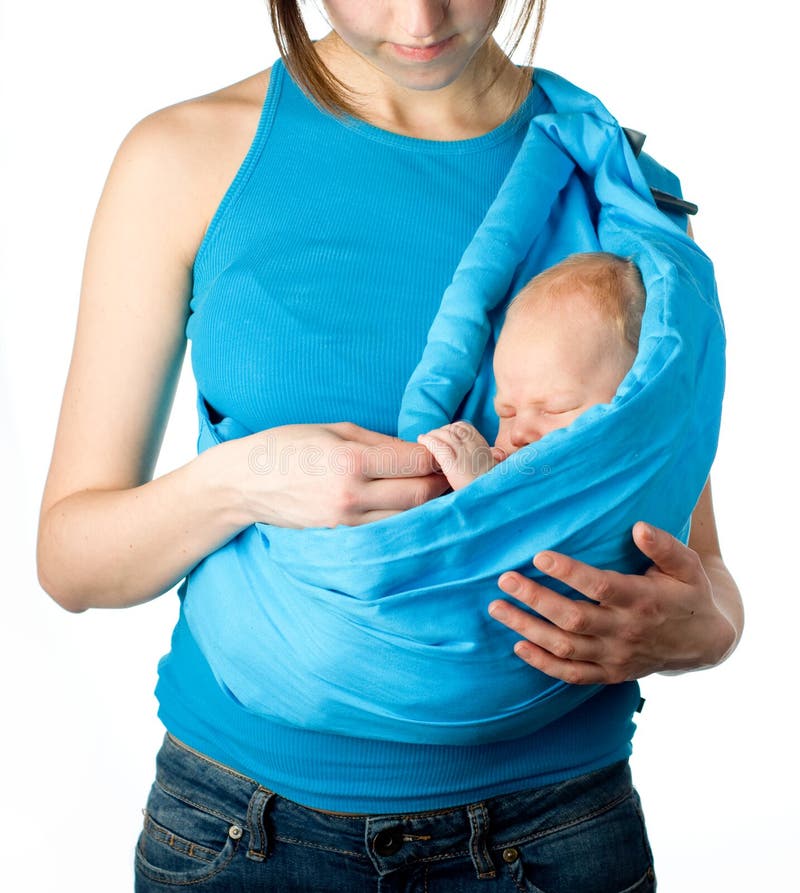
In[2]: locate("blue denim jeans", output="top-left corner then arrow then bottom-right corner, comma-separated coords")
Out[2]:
134,733 -> 656,892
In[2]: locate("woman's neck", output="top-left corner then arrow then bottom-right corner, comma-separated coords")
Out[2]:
314,32 -> 532,141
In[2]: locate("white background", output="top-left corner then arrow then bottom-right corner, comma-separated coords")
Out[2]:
1,1 -> 796,890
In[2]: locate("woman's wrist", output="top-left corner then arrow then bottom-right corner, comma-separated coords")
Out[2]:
659,553 -> 742,675
197,436 -> 265,531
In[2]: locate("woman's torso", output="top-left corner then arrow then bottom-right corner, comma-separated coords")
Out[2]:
149,56 -> 642,813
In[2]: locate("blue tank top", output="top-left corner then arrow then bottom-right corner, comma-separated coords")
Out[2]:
155,57 -> 642,812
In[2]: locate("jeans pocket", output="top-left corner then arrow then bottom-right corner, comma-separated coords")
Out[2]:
134,780 -> 241,887
500,790 -> 656,893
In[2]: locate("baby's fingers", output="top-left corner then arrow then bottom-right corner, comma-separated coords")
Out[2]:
417,433 -> 458,473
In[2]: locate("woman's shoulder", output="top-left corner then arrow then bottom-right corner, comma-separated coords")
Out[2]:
117,67 -> 273,261
146,67 -> 270,136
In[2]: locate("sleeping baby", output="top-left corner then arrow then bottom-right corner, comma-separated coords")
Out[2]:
417,251 -> 646,489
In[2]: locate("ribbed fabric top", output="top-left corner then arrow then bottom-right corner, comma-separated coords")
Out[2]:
187,57 -> 547,436
156,57 -> 641,812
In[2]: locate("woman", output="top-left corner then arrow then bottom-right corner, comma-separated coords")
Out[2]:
37,1 -> 743,889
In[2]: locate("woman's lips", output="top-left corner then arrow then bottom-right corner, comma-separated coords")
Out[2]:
388,35 -> 456,62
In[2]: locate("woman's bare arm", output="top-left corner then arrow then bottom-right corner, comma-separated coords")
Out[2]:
37,89 -> 446,613
680,478 -> 743,666
36,106 -> 252,612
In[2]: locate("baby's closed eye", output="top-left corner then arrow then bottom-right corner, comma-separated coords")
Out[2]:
541,405 -> 581,416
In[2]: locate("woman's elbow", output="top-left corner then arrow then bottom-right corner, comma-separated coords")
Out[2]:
36,523 -> 89,614
36,559 -> 89,614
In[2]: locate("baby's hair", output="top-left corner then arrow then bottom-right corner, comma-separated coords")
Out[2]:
507,252 -> 646,349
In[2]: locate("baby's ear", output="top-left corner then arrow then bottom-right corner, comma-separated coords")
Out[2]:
490,446 -> 508,463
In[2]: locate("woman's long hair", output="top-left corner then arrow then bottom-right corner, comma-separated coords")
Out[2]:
268,1 -> 548,117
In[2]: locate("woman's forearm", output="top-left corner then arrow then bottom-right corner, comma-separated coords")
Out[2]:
37,441 -> 249,613
685,480 -> 744,667
37,422 -> 447,613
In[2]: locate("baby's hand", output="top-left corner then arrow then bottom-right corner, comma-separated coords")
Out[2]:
417,421 -> 502,490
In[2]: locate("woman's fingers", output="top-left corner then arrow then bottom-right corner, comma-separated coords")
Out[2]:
632,521 -> 703,585
310,424 -> 441,479
531,551 -> 642,607
489,579 -> 615,682
358,508 -> 409,524
358,436 -> 441,479
511,641 -> 611,686
361,474 -> 450,514
489,600 -> 607,664
489,581 -> 633,684
242,423 -> 447,528
494,572 -> 609,633
489,522 -> 722,683
491,573 -> 615,658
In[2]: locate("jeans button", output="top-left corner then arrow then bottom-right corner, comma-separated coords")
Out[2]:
502,847 -> 520,864
373,827 -> 404,856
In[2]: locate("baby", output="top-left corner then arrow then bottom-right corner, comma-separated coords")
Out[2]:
417,252 -> 646,489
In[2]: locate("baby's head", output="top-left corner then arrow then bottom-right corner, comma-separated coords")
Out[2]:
493,252 -> 645,457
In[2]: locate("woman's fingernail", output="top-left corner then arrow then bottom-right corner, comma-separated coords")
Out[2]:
488,601 -> 507,619
639,522 -> 655,542
535,553 -> 554,572
498,573 -> 520,593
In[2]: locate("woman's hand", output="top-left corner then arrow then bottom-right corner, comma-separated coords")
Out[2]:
218,421 -> 449,530
489,505 -> 742,683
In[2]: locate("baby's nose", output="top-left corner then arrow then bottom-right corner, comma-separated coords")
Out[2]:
510,423 -> 542,447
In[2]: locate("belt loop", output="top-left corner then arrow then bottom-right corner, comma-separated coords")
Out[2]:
467,802 -> 496,880
245,786 -> 275,862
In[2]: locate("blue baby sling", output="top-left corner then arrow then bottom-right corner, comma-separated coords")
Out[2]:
181,70 -> 726,746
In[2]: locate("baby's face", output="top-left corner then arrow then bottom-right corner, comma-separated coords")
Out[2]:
492,291 -> 636,458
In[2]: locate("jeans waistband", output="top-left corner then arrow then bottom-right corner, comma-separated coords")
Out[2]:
154,732 -> 633,877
